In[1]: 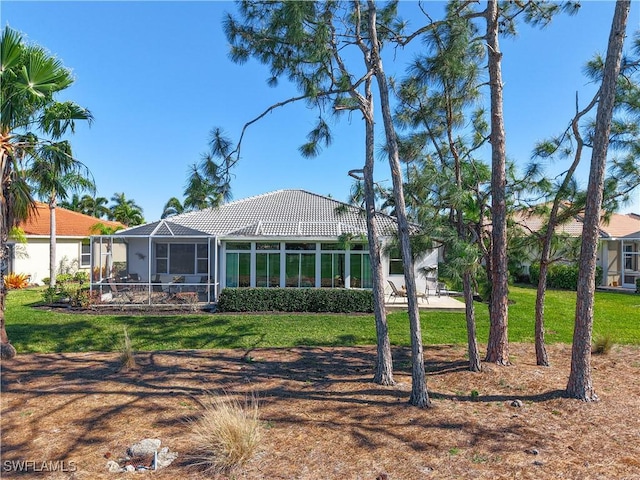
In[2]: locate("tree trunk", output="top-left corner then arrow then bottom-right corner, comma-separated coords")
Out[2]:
567,0 -> 630,401
463,271 -> 481,372
535,81 -> 596,368
367,0 -> 430,407
534,259 -> 550,366
484,0 -> 510,365
49,198 -> 57,288
1,152 -> 17,359
363,79 -> 394,386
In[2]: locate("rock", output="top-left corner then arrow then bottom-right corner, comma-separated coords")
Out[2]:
510,399 -> 523,408
106,460 -> 122,473
125,464 -> 136,472
128,438 -> 161,457
533,460 -> 544,466
155,447 -> 179,469
525,448 -> 539,455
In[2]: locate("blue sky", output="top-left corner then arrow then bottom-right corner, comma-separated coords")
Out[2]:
3,1 -> 640,222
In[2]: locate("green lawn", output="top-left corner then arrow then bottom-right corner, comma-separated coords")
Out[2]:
5,286 -> 640,354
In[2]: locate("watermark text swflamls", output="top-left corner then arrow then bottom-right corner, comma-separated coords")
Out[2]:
2,460 -> 78,473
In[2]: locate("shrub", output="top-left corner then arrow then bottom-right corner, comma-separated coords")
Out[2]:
189,393 -> 262,473
42,286 -> 62,305
592,334 -> 614,355
528,262 -> 603,290
119,327 -> 137,371
4,273 -> 30,290
73,271 -> 89,283
636,278 -> 640,294
217,287 -> 374,313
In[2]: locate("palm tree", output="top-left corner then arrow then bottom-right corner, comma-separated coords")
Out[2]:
109,192 -> 144,226
183,163 -> 226,210
27,140 -> 95,288
80,194 -> 110,218
161,197 -> 185,218
0,26 -> 92,358
60,193 -> 83,212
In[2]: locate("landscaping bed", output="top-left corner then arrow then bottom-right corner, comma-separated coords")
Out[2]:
2,343 -> 639,479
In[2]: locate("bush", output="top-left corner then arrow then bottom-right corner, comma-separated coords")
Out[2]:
529,262 -> 603,291
73,271 -> 89,283
4,273 -> 30,290
189,393 -> 261,473
119,327 -> 137,371
592,334 -> 614,355
636,278 -> 640,294
217,288 -> 374,313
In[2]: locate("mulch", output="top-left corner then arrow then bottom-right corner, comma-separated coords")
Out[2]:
1,343 -> 639,479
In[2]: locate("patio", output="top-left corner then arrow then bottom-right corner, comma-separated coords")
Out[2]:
384,292 -> 465,312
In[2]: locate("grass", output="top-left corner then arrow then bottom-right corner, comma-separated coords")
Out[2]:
5,285 -> 640,354
188,392 -> 262,473
118,327 -> 137,370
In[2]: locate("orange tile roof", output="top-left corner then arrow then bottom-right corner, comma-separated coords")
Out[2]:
599,212 -> 640,238
514,209 -> 640,239
19,202 -> 124,237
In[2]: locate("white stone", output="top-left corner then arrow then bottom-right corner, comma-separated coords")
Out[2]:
128,438 -> 161,457
106,460 -> 122,473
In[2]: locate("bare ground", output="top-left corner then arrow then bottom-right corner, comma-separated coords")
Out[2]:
1,343 -> 639,480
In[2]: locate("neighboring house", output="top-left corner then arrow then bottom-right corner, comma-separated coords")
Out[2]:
8,202 -> 123,285
516,210 -> 640,290
91,190 -> 439,304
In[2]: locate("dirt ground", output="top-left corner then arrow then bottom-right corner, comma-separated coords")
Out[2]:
1,343 -> 639,480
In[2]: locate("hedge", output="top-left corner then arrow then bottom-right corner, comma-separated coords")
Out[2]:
529,262 -> 603,290
217,287 -> 374,313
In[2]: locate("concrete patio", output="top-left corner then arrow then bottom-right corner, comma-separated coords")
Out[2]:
385,292 -> 466,312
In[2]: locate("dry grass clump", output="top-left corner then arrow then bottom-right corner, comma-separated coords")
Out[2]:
118,327 -> 137,370
188,392 -> 262,473
592,334 -> 614,355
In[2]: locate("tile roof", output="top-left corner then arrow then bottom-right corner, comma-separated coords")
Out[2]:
514,209 -> 640,239
598,212 -> 640,238
19,202 -> 124,237
118,190 -> 402,238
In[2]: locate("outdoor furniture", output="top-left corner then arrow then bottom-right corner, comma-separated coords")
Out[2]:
151,274 -> 163,292
425,277 -> 440,298
387,280 -> 428,303
107,277 -> 133,301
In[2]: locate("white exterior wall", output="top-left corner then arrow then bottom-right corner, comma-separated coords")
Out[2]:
12,237 -> 88,285
384,245 -> 440,295
127,238 -> 151,281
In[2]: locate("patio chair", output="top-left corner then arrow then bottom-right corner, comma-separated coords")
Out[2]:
151,274 -> 163,292
107,277 -> 133,301
388,280 -> 428,304
387,280 -> 407,303
425,277 -> 440,298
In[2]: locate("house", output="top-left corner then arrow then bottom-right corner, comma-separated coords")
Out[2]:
516,209 -> 640,290
90,190 -> 439,304
7,202 -> 123,285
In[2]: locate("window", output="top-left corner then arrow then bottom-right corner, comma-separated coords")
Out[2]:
286,253 -> 315,287
256,242 -> 280,250
350,252 -> 372,288
256,253 -> 280,287
80,241 -> 91,267
196,244 -> 208,274
226,242 -> 251,250
226,252 -> 250,287
321,253 -> 345,287
388,247 -> 404,275
155,243 -> 208,275
285,242 -> 315,251
156,244 -> 168,273
624,244 -> 639,270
